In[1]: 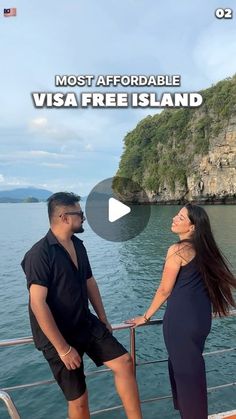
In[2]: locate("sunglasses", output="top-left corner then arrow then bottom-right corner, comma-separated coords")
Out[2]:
59,210 -> 84,219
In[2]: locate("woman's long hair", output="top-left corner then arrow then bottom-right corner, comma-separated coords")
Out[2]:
183,203 -> 236,316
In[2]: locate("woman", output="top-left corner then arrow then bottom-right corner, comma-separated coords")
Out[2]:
127,204 -> 236,419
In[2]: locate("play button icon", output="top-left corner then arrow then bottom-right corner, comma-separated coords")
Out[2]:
108,198 -> 131,222
85,177 -> 151,242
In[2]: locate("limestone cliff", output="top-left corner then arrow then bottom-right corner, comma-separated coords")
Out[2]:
116,75 -> 236,204
187,117 -> 236,203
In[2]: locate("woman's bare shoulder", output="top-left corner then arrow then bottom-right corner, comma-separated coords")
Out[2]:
167,243 -> 181,255
166,243 -> 195,264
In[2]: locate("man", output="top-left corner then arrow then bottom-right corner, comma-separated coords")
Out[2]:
21,192 -> 142,419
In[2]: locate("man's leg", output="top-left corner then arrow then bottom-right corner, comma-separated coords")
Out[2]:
43,345 -> 89,419
104,353 -> 142,419
68,390 -> 90,419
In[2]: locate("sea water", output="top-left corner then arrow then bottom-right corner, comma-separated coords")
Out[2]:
0,203 -> 235,419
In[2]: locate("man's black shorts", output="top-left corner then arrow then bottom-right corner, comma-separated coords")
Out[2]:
42,317 -> 128,401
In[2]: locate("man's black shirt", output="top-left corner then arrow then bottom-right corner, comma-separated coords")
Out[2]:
21,229 -> 93,350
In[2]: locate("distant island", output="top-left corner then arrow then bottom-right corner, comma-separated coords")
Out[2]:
0,188 -> 53,203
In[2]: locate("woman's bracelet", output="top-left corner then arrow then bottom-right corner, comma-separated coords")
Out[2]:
143,313 -> 151,323
59,345 -> 72,357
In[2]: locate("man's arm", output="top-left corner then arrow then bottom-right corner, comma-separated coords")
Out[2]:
87,276 -> 112,332
30,284 -> 81,370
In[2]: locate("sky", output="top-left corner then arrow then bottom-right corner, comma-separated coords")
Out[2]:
0,0 -> 236,195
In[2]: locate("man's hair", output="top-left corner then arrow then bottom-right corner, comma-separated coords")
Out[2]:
47,192 -> 81,222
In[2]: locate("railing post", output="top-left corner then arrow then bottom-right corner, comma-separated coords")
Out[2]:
0,390 -> 20,419
130,327 -> 136,376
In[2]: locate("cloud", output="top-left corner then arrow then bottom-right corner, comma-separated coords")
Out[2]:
58,109 -> 140,156
28,117 -> 82,143
29,150 -> 61,158
84,144 -> 94,151
0,150 -> 74,163
27,179 -> 96,196
0,174 -> 83,192
30,117 -> 48,127
41,163 -> 67,168
0,175 -> 32,189
193,22 -> 236,82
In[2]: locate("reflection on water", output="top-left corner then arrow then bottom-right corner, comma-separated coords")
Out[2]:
0,204 -> 235,418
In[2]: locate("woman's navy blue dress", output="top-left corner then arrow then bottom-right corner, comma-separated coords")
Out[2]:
163,257 -> 212,419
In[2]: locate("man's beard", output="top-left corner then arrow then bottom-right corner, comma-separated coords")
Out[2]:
74,224 -> 84,234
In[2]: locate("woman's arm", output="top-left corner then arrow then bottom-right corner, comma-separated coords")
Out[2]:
127,244 -> 182,327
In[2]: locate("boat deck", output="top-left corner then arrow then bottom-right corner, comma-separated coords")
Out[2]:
209,411 -> 236,419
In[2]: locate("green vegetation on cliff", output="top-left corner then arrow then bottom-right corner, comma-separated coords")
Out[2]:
116,75 -> 236,194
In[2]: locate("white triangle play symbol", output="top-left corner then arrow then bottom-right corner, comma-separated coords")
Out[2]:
108,197 -> 131,223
